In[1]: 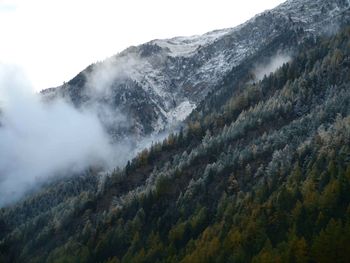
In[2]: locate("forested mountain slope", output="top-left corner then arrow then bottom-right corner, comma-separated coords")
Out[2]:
1,21 -> 350,263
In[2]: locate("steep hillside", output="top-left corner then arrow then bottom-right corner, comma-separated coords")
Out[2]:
43,0 -> 350,140
1,17 -> 350,263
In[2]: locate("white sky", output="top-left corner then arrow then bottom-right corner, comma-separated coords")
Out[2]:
0,0 -> 285,91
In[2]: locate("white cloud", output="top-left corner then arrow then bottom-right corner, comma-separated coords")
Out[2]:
0,64 -> 130,207
253,53 -> 291,81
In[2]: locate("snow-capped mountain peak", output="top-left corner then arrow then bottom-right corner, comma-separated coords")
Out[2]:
43,0 -> 350,142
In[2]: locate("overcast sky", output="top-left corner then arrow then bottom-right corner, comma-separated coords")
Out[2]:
0,0 -> 285,91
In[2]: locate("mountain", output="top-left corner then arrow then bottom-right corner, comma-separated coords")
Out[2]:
1,0 -> 350,262
42,0 -> 350,140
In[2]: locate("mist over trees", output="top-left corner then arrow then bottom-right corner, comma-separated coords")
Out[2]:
1,20 -> 350,263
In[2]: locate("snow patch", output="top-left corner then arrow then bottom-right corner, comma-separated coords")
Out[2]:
153,29 -> 232,57
166,100 -> 196,123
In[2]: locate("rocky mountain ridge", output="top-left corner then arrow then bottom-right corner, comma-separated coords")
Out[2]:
43,0 -> 350,141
